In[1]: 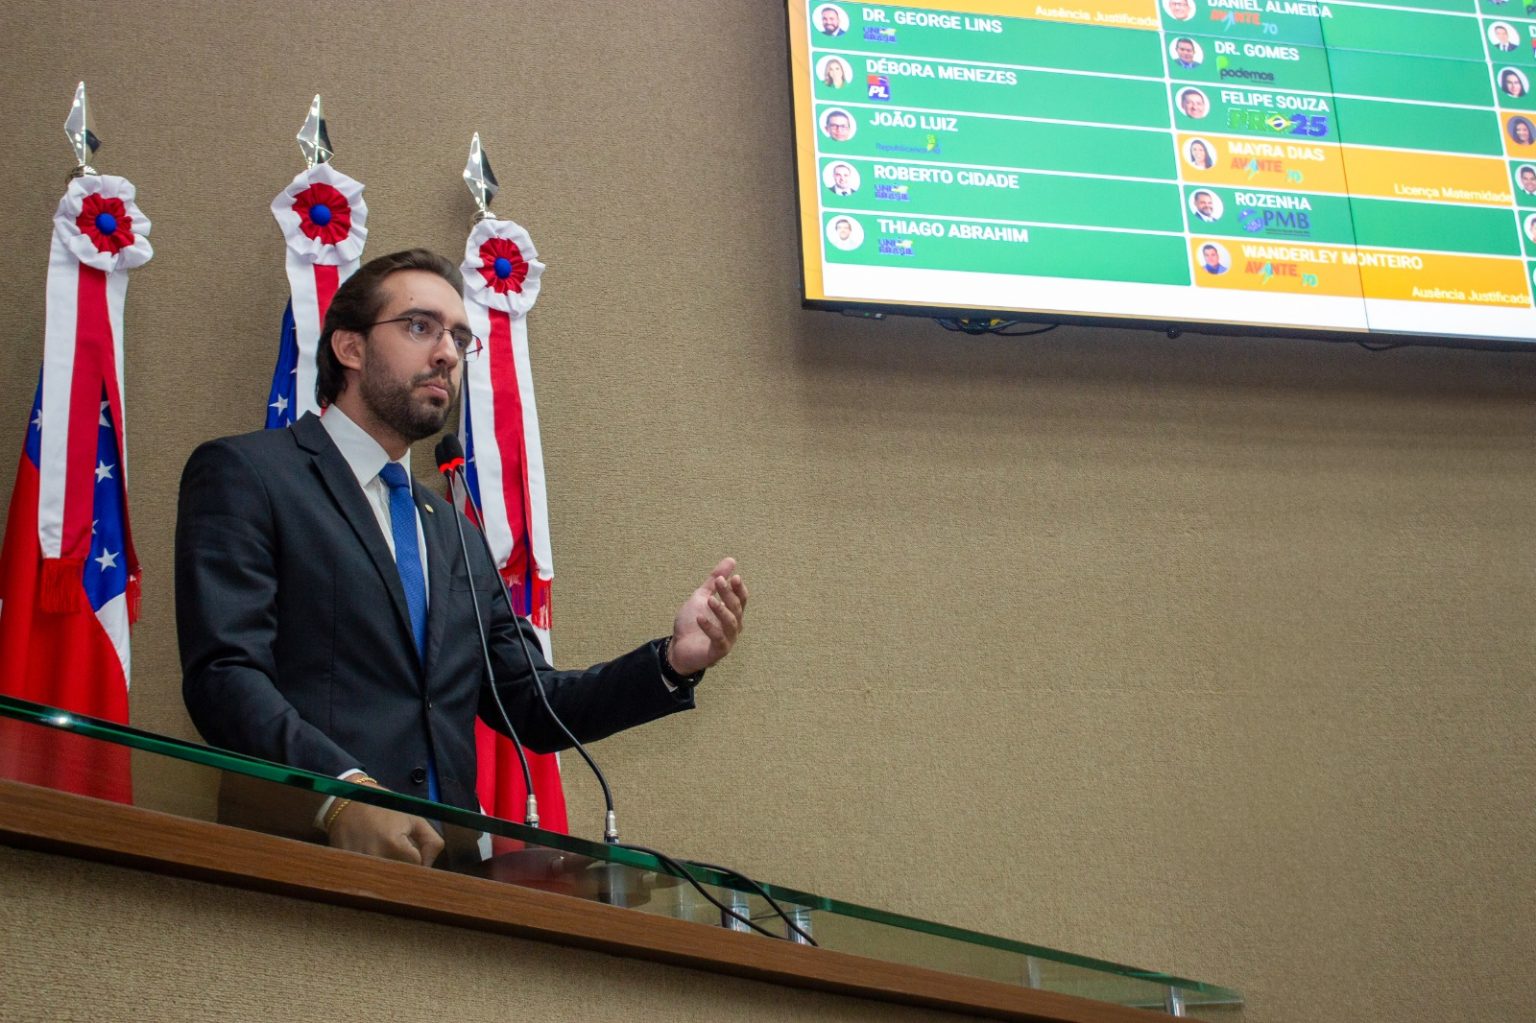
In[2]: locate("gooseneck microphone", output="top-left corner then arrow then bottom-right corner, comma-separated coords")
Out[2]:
434,435 -> 539,829
436,437 -> 814,937
434,433 -> 620,843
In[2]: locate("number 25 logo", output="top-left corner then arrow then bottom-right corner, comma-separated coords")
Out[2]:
1290,114 -> 1328,137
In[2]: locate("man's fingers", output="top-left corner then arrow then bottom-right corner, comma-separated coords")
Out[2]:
712,575 -> 747,620
411,819 -> 445,869
386,835 -> 425,865
707,594 -> 741,638
696,611 -> 730,644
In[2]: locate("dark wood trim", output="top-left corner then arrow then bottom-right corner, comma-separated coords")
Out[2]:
0,779 -> 1174,1023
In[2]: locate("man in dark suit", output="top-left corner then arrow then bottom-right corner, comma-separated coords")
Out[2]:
177,249 -> 747,866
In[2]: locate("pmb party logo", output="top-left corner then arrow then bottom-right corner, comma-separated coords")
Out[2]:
1240,206 -> 1313,239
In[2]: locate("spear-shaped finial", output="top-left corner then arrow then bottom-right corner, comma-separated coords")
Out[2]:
463,132 -> 500,222
65,82 -> 100,178
296,94 -> 333,168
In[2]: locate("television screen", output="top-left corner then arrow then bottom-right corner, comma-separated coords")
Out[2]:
786,0 -> 1536,346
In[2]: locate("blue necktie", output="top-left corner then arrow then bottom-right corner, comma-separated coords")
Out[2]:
378,462 -> 439,801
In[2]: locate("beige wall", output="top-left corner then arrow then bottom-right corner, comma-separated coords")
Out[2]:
2,2 -> 1533,1021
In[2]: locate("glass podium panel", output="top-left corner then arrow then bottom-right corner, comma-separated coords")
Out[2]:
0,694 -> 1243,1019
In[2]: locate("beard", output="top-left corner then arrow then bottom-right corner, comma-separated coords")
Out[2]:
359,357 -> 456,443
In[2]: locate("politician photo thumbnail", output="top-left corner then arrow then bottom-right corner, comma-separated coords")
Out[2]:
1171,38 -> 1203,70
1199,242 -> 1230,275
1178,88 -> 1209,120
824,162 -> 860,196
818,55 -> 853,89
827,216 -> 863,250
821,107 -> 855,142
1186,138 -> 1216,169
1190,190 -> 1223,223
816,4 -> 848,36
1518,164 -> 1536,195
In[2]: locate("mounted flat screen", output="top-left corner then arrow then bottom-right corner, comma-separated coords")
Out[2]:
786,0 -> 1536,346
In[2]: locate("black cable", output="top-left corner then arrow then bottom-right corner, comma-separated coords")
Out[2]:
509,599 -> 617,838
616,842 -> 794,942
436,440 -> 538,828
442,437 -> 620,842
682,857 -> 818,946
936,317 -> 1058,337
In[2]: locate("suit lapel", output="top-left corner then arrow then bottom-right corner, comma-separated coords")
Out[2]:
420,489 -> 454,679
293,414 -> 417,662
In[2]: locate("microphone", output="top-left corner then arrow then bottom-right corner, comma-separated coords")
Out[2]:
434,434 -> 539,829
435,433 -> 621,844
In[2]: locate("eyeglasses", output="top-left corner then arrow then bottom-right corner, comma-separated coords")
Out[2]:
370,314 -> 483,359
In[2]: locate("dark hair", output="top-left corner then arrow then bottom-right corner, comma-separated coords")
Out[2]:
315,248 -> 465,407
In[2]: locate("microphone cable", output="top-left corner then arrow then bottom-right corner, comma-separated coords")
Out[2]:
435,436 -> 539,828
438,434 -> 809,942
618,842 -> 815,944
436,433 -> 618,843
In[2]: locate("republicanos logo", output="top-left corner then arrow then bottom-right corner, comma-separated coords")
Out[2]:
874,184 -> 909,201
864,26 -> 898,42
1240,207 -> 1312,238
878,238 -> 915,255
867,75 -> 891,101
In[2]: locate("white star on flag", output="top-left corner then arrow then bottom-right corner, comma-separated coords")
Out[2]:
31,409 -> 42,432
94,460 -> 114,482
94,548 -> 119,571
270,394 -> 289,416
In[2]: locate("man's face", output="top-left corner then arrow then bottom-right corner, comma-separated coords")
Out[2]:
835,220 -> 853,240
1182,91 -> 1207,118
1202,246 -> 1220,268
821,8 -> 839,31
1195,193 -> 1214,216
826,114 -> 852,140
1176,41 -> 1195,63
355,270 -> 465,443
1521,169 -> 1536,192
1168,0 -> 1191,18
832,166 -> 851,189
1496,26 -> 1511,43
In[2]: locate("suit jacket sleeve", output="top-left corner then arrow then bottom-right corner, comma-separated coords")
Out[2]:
461,523 -> 695,754
176,438 -> 359,779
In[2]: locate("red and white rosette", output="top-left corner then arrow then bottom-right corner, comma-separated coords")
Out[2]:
38,174 -> 153,636
271,162 -> 367,418
457,218 -> 551,641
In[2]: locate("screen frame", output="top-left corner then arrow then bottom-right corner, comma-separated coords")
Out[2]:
781,0 -> 1536,353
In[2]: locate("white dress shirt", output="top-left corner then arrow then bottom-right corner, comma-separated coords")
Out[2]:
321,405 -> 430,596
